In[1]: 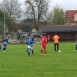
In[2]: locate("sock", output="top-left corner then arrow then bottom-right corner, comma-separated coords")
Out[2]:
44,48 -> 46,54
28,48 -> 30,56
32,50 -> 34,55
3,48 -> 6,51
40,49 -> 43,54
26,48 -> 28,52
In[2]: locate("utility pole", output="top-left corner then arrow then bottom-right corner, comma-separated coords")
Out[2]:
4,13 -> 5,38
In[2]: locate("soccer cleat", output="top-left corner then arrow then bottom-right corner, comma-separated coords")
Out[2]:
3,51 -> 6,52
58,50 -> 61,53
26,50 -> 28,52
44,54 -> 46,56
75,50 -> 77,51
41,54 -> 43,56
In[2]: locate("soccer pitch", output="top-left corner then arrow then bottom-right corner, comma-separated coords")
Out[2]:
0,42 -> 77,77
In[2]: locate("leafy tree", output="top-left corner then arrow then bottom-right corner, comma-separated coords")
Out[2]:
0,21 -> 3,33
22,18 -> 34,24
5,13 -> 15,29
0,10 -> 5,33
21,23 -> 32,32
0,10 -> 15,32
25,0 -> 49,30
48,4 -> 65,25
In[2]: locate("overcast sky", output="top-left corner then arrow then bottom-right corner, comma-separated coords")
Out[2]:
0,0 -> 77,11
50,0 -> 77,10
19,0 -> 77,11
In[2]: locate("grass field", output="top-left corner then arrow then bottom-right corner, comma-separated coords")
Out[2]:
0,42 -> 77,77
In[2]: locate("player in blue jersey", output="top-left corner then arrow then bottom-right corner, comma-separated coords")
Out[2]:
26,34 -> 34,56
3,36 -> 8,52
30,33 -> 34,55
25,34 -> 33,56
25,33 -> 34,55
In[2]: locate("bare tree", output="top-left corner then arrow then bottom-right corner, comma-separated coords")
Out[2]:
25,0 -> 49,30
0,0 -> 22,22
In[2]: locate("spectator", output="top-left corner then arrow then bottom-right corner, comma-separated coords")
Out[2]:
17,32 -> 20,41
47,35 -> 50,43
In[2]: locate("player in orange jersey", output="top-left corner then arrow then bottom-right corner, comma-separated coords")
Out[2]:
53,33 -> 60,52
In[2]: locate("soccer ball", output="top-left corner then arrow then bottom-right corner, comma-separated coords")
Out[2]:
58,50 -> 61,53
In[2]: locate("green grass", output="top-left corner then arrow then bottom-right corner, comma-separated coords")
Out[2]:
0,42 -> 77,77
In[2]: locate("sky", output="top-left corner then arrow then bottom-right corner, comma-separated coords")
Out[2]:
0,0 -> 77,11
50,0 -> 77,11
19,0 -> 77,11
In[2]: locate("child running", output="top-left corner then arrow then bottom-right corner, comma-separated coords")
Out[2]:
40,34 -> 47,56
25,34 -> 34,56
3,36 -> 8,52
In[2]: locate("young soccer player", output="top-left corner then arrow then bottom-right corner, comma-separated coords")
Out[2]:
53,33 -> 60,52
25,33 -> 34,55
3,36 -> 8,52
30,33 -> 34,55
25,34 -> 34,56
40,34 -> 47,56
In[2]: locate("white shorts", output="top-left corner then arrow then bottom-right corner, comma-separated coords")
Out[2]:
28,45 -> 32,49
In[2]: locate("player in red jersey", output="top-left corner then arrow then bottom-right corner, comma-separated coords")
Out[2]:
40,34 -> 47,56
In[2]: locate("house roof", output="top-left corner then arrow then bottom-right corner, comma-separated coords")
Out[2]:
41,25 -> 77,32
65,10 -> 77,22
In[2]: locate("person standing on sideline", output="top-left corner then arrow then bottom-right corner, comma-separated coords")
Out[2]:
53,33 -> 60,52
17,32 -> 20,41
47,35 -> 50,43
40,34 -> 47,56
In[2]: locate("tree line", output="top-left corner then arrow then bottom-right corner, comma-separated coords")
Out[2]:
0,0 -> 65,32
